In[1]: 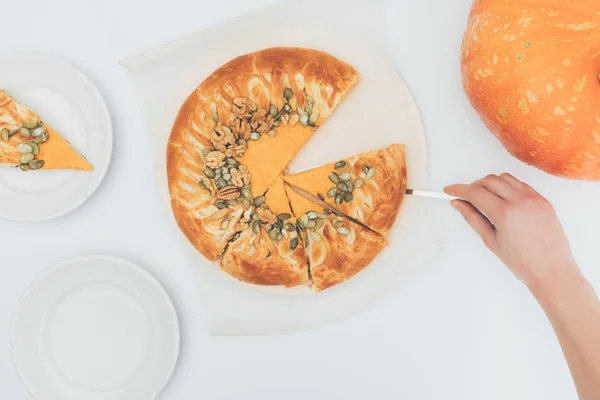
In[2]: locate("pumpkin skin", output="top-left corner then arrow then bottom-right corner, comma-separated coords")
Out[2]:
461,0 -> 600,180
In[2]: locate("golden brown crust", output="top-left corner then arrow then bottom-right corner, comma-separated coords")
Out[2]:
220,227 -> 309,287
167,47 -> 360,270
284,144 -> 407,236
167,128 -> 242,260
308,219 -> 388,291
285,183 -> 388,291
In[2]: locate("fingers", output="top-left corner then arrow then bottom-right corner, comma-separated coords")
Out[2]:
474,174 -> 522,202
498,173 -> 537,196
451,200 -> 497,249
444,183 -> 504,222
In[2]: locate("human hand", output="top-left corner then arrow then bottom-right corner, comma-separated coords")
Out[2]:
444,173 -> 580,292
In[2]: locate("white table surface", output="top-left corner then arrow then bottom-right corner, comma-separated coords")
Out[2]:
1,1 -> 599,399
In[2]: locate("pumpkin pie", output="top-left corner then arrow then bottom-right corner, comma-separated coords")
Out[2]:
285,183 -> 388,291
0,90 -> 93,171
284,144 -> 407,236
220,175 -> 309,286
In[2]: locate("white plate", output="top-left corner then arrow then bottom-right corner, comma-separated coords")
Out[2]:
11,255 -> 180,400
0,54 -> 112,222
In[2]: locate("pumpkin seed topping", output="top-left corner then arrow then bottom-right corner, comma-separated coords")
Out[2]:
33,133 -> 48,144
215,200 -> 227,209
252,221 -> 261,234
337,227 -> 350,236
307,211 -> 318,220
30,142 -> 40,155
242,188 -> 252,199
279,213 -> 292,220
344,192 -> 353,203
269,227 -> 280,240
366,166 -> 377,179
283,88 -> 293,100
332,219 -> 344,229
327,187 -> 337,198
328,172 -> 340,184
314,218 -> 324,230
346,181 -> 354,192
284,222 -> 295,232
337,182 -> 349,192
20,153 -> 34,164
308,111 -> 319,125
31,126 -> 47,137
362,164 -> 370,174
269,104 -> 278,117
283,104 -> 292,113
354,178 -> 364,189
242,199 -> 252,209
305,220 -> 317,229
339,171 -> 351,181
299,112 -> 309,126
17,143 -> 33,153
19,163 -> 31,171
253,196 -> 265,207
290,237 -> 299,250
335,193 -> 343,205
1,128 -> 9,141
20,127 -> 31,138
317,193 -> 325,201
204,167 -> 216,178
334,161 -> 347,170
23,121 -> 39,130
249,132 -> 261,141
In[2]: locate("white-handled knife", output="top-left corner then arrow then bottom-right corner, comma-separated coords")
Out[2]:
405,189 -> 459,201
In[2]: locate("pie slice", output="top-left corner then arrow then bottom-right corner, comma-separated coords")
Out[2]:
0,90 -> 93,171
284,144 -> 407,237
167,131 -> 245,261
220,175 -> 309,287
169,47 -> 360,200
285,183 -> 388,291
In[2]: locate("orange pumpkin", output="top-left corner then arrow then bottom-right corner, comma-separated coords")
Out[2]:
461,0 -> 600,180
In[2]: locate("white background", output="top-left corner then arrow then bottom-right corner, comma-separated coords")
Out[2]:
1,0 -> 599,399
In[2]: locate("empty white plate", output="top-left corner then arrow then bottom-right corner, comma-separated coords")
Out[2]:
0,54 -> 112,222
11,255 -> 180,400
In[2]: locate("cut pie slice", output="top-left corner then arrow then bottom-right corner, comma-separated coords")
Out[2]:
220,175 -> 309,287
0,90 -> 93,171
285,183 -> 388,291
284,144 -> 407,237
170,47 -> 360,199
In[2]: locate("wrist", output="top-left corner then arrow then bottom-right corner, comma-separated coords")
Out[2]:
528,262 -> 588,306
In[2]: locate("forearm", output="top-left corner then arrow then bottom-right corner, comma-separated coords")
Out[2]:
531,268 -> 600,400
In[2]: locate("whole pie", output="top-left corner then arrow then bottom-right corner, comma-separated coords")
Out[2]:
167,47 -> 407,291
0,90 -> 93,171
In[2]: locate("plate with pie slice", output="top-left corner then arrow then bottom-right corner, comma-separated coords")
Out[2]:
0,54 -> 112,222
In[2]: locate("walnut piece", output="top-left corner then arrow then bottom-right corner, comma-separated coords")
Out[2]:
211,125 -> 236,152
232,97 -> 257,118
256,207 -> 277,224
205,151 -> 226,169
231,117 -> 251,140
230,165 -> 251,188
